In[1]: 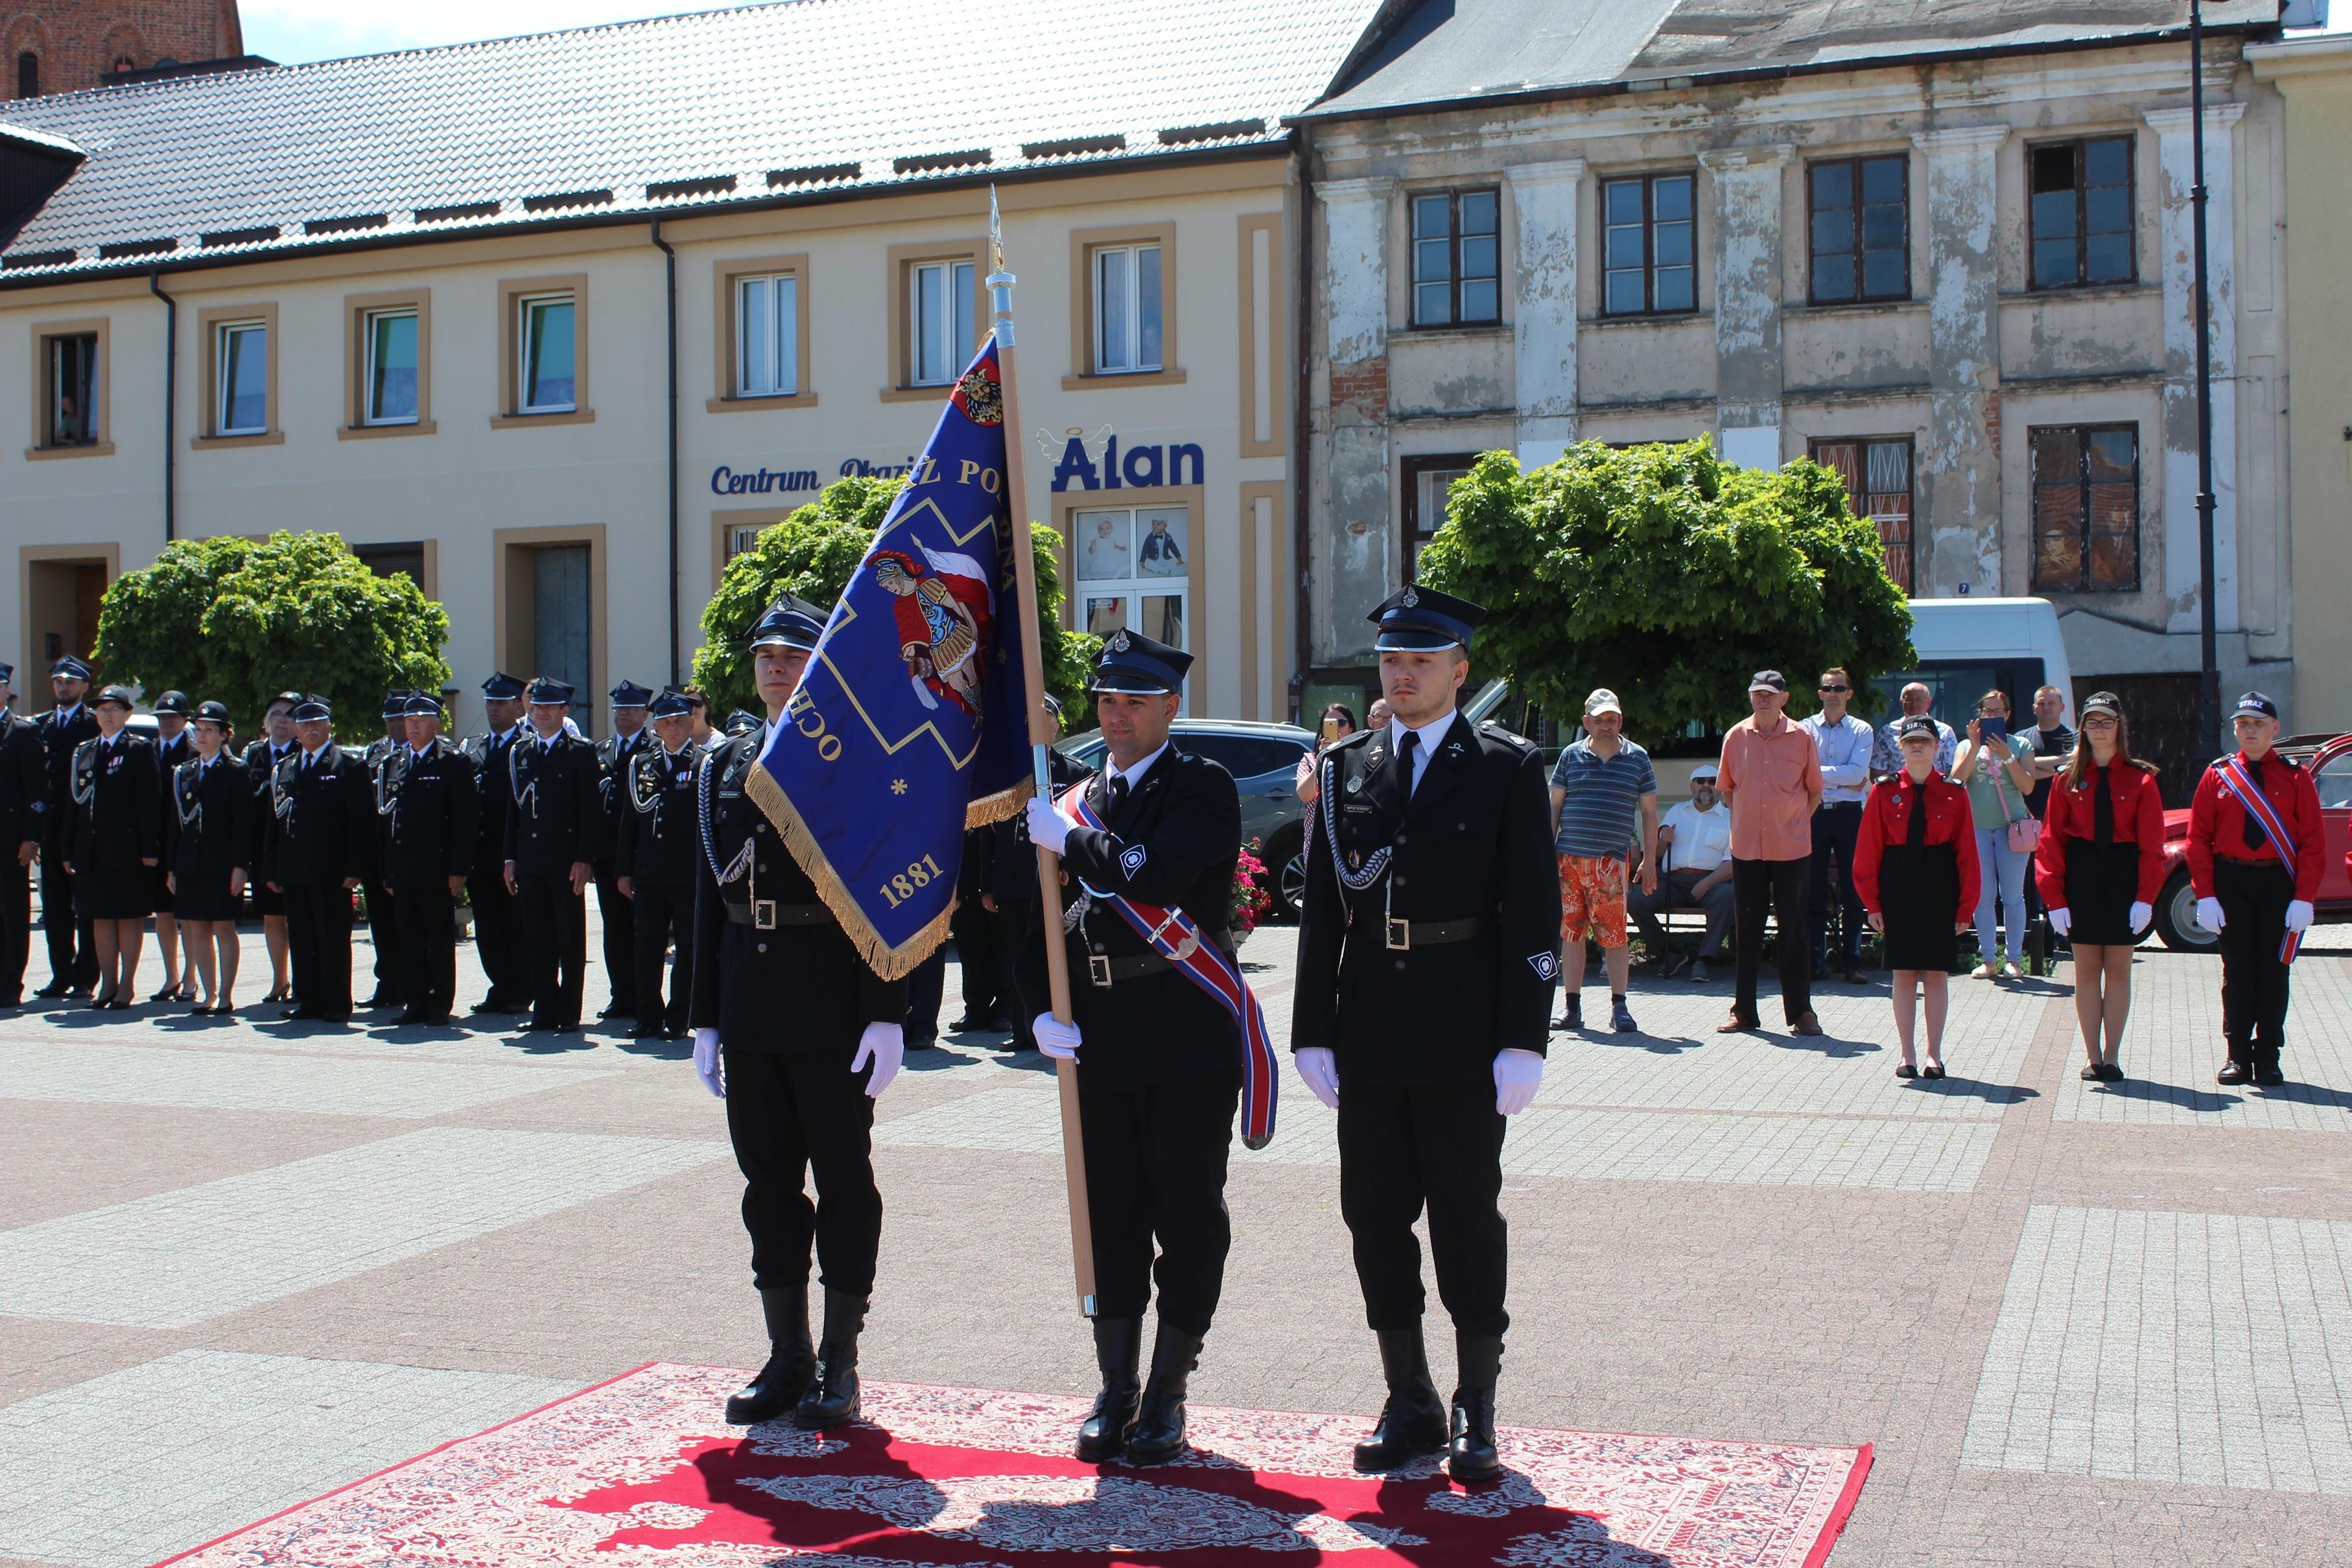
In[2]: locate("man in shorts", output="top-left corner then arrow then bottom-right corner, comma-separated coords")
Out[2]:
1547,689 -> 1658,1033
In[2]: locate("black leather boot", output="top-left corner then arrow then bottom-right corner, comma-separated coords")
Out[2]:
1352,1326 -> 1448,1471
1075,1316 -> 1144,1462
724,1286 -> 813,1425
1447,1331 -> 1505,1484
794,1287 -> 867,1429
1123,1324 -> 1204,1464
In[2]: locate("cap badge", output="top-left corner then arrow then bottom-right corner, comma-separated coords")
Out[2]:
1346,775 -> 1362,794
1109,630 -> 1130,653
1401,588 -> 1419,608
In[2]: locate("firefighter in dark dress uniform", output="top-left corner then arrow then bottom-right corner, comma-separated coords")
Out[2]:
616,687 -> 700,1040
2185,692 -> 2326,1087
1291,586 -> 1562,1484
148,690 -> 195,1003
381,693 -> 479,1025
693,597 -> 908,1432
265,696 -> 373,1022
596,679 -> 655,1022
1015,629 -> 1247,1466
67,685 -> 161,1008
359,690 -> 414,1010
241,692 -> 304,1005
464,673 -> 530,1014
34,656 -> 99,998
504,677 -> 603,1031
0,664 -> 51,1007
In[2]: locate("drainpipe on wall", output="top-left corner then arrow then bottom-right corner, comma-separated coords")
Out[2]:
1291,123 -> 1316,723
148,268 -> 175,544
650,218 -> 681,686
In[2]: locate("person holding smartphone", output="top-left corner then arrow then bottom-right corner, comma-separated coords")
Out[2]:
1293,702 -> 1358,808
1950,689 -> 2038,978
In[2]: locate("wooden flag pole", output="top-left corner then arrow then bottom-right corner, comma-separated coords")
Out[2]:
988,191 -> 1097,1317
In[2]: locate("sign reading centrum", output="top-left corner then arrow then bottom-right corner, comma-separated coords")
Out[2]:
708,458 -> 917,495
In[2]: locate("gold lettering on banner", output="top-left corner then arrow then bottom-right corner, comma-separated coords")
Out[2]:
876,852 -> 947,909
786,690 -> 845,762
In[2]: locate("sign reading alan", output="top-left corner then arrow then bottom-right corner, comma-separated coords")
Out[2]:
1037,426 -> 1206,493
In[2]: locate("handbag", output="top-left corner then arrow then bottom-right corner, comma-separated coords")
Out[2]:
1991,748 -> 2041,852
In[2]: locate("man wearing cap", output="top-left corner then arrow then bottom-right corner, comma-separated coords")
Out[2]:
1630,762 -> 1736,981
616,688 -> 701,1040
694,596 -> 908,1433
504,679 -> 604,1032
1291,585 -> 1560,1484
379,694 -> 478,1026
1869,682 -> 1958,782
358,691 -> 414,1011
464,674 -> 531,1014
1717,672 -> 1825,1036
1017,626 -> 1250,1466
263,697 -> 373,1022
33,657 -> 99,998
0,664 -> 47,1005
2185,693 -> 2325,1087
594,681 -> 655,1023
241,692 -> 305,1004
1546,687 -> 1657,1035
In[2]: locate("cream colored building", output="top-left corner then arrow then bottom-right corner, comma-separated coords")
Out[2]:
0,0 -> 1372,731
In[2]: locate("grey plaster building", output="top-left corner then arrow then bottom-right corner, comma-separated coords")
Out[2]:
1294,0 -> 2299,742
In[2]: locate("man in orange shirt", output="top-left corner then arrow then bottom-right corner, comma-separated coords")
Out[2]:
1716,671 -> 1824,1036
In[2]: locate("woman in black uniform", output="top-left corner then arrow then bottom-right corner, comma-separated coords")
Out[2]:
167,701 -> 252,1016
65,685 -> 159,1008
148,690 -> 196,1002
241,692 -> 302,1003
1855,716 -> 1984,1079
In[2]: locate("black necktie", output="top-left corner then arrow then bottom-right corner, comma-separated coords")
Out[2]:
2242,758 -> 2268,851
1108,774 -> 1129,813
2093,766 -> 2115,847
1905,782 -> 1928,848
1395,729 -> 1420,808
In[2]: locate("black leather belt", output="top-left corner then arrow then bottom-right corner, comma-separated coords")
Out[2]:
1384,915 -> 1487,951
726,900 -> 829,928
1082,930 -> 1237,987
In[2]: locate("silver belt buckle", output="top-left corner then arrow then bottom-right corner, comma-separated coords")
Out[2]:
1088,953 -> 1114,988
1385,917 -> 1411,951
753,900 -> 777,930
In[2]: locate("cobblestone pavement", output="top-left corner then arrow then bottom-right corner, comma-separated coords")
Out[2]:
5,916 -> 2352,1567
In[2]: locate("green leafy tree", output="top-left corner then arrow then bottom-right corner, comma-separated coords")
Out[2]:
1418,441 -> 1914,738
93,532 -> 451,737
692,474 -> 1096,725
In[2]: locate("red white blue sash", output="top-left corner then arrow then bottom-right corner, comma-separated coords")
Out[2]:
2218,756 -> 2301,964
1057,782 -> 1278,1149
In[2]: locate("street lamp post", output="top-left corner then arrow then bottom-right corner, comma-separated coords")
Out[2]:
2191,0 -> 2222,753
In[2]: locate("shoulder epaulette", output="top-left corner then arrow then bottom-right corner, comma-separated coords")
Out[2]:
1325,728 -> 1376,753
1478,721 -> 1537,755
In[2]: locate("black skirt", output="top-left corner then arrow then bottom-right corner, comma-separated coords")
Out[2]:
150,856 -> 174,913
2064,837 -> 2143,946
1881,840 -> 1960,972
74,861 -> 154,920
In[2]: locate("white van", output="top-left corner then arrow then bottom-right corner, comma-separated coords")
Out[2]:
1875,596 -> 2075,726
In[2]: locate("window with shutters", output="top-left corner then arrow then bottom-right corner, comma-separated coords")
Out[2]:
2030,424 -> 2140,592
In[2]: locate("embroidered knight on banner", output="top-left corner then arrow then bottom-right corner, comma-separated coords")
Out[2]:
871,541 -> 994,717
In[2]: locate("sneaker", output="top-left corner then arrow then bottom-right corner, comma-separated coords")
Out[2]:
1971,963 -> 1999,979
1610,997 -> 1637,1034
1999,961 -> 2022,979
1555,994 -> 1582,1031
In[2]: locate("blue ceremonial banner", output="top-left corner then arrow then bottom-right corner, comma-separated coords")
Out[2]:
745,336 -> 1035,979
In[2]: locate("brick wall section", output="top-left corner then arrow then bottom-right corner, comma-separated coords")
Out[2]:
4,0 -> 241,100
1329,356 -> 1388,418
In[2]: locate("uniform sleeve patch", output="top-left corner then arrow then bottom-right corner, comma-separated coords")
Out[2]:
1528,952 -> 1562,981
1118,844 -> 1147,878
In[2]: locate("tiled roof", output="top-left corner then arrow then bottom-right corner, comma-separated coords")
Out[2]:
0,0 -> 1382,283
1304,0 -> 2279,121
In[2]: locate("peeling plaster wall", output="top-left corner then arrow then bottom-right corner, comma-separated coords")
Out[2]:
1701,145 -> 1791,443
1915,123 -> 2006,597
1315,176 -> 1397,665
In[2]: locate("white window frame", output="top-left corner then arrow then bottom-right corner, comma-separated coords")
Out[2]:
908,259 -> 975,388
360,307 -> 419,427
735,272 -> 799,398
1092,242 -> 1163,373
214,320 -> 268,436
517,292 -> 578,415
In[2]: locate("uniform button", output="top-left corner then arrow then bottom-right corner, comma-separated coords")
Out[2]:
1394,959 -> 1407,970
756,823 -> 767,834
1394,876 -> 1405,887
759,864 -> 768,874
757,942 -> 768,954
1396,834 -> 1407,846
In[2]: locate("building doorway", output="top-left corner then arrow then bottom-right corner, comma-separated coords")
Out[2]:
21,550 -> 114,693
497,530 -> 604,737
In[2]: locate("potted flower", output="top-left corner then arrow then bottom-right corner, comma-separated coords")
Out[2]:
1230,839 -> 1274,948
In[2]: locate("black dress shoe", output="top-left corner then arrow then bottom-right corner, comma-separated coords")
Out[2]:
1353,1327 -> 1448,1472
1075,1316 -> 1142,1462
2255,1064 -> 2287,1088
2218,1060 -> 2252,1085
148,985 -> 180,1003
32,981 -> 70,999
1447,1331 -> 1505,1484
1844,968 -> 1869,985
360,992 -> 398,1010
1123,1325 -> 1204,1464
948,1013 -> 1004,1033
395,1009 -> 447,1026
628,1025 -> 667,1040
725,1287 -> 814,1425
794,1288 -> 867,1429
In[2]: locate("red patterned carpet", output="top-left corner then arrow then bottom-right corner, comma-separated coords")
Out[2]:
155,1364 -> 1870,1567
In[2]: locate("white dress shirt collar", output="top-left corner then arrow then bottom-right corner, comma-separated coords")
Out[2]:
1106,738 -> 1171,791
1389,708 -> 1457,791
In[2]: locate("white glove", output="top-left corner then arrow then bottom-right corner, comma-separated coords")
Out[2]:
1024,795 -> 1070,856
1033,1013 -> 1081,1060
2128,901 -> 2154,934
851,1021 -> 904,1097
1493,1048 -> 1544,1116
1295,1046 -> 1340,1109
2287,899 -> 2316,933
2047,907 -> 2071,937
692,1027 -> 725,1099
2196,896 -> 2226,932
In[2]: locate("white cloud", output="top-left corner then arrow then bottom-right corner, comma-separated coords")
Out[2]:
239,0 -> 770,65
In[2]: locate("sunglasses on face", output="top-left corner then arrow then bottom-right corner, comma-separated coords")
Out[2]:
1818,685 -> 1850,694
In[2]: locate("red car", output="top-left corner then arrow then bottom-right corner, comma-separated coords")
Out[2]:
2150,731 -> 2352,951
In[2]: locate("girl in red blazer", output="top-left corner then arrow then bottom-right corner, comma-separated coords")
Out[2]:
2032,692 -> 2165,1083
1856,717 -> 1982,1080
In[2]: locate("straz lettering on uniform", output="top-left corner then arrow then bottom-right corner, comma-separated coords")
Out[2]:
782,689 -> 844,762
1045,427 -> 1207,493
709,464 -> 821,496
875,853 -> 946,911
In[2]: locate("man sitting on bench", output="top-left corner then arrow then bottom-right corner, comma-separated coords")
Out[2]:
1630,763 -> 1736,981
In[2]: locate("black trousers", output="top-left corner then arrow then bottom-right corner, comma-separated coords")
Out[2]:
722,1045 -> 881,1296
2215,859 -> 2296,1067
631,880 -> 694,1033
40,851 -> 93,989
363,879 -> 400,1003
596,869 -> 637,1014
514,871 -> 586,1025
904,945 -> 946,1046
1079,1068 -> 1239,1335
1734,856 -> 1813,1024
1339,1076 -> 1507,1337
0,858 -> 30,998
471,866 -> 523,1007
390,883 -> 454,1020
284,880 -> 354,1018
996,903 -> 1037,1047
1809,803 -> 1864,970
952,898 -> 1001,1020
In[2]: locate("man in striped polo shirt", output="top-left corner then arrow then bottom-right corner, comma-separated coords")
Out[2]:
1547,689 -> 1658,1033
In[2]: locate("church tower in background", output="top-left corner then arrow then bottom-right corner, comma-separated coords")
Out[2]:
4,0 -> 248,100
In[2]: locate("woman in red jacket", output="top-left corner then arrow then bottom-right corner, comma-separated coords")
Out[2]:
2033,692 -> 2165,1084
1857,716 -> 1982,1080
